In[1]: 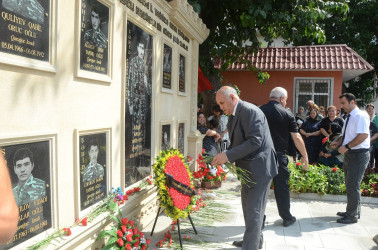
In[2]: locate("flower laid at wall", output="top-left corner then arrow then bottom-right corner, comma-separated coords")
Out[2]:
97,215 -> 151,249
152,148 -> 197,220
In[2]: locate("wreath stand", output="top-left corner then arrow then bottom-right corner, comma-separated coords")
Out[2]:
150,206 -> 198,249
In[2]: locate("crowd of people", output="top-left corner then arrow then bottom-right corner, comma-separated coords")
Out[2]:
295,100 -> 378,170
199,86 -> 375,249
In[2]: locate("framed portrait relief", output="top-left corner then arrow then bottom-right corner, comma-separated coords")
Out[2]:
178,54 -> 186,94
75,128 -> 111,215
162,43 -> 172,90
177,121 -> 185,155
160,121 -> 172,152
124,20 -> 153,186
0,134 -> 56,250
0,0 -> 57,72
75,0 -> 113,82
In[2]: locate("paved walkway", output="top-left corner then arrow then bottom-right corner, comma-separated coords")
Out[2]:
144,176 -> 378,250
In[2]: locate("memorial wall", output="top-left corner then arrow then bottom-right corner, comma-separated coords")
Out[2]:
0,0 -> 209,249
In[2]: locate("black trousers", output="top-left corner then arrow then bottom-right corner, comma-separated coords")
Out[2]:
273,152 -> 293,221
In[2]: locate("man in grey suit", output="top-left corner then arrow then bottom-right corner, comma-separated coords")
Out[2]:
213,86 -> 278,250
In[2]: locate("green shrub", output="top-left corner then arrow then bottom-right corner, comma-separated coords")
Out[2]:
288,162 -> 344,195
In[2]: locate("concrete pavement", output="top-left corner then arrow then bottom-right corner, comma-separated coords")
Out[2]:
144,175 -> 378,250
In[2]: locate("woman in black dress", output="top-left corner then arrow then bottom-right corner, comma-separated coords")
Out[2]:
300,108 -> 322,164
319,105 -> 344,138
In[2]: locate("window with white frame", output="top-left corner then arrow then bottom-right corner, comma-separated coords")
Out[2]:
294,78 -> 333,114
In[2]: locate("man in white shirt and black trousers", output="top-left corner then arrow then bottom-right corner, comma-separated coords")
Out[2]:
331,93 -> 370,224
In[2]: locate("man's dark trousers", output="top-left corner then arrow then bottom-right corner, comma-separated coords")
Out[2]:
273,152 -> 293,221
343,149 -> 369,218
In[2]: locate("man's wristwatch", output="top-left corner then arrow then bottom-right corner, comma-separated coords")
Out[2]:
345,144 -> 351,150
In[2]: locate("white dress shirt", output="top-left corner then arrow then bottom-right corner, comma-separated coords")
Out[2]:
342,107 -> 370,149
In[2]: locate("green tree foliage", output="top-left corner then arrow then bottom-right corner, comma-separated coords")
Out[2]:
188,0 -> 349,86
295,0 -> 378,105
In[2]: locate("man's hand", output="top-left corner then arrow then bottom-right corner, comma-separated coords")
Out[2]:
212,152 -> 229,165
338,145 -> 348,154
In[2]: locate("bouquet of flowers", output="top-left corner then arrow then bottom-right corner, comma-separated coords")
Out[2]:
193,162 -> 227,185
96,214 -> 151,249
195,149 -> 254,188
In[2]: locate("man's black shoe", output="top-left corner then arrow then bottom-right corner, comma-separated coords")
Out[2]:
337,215 -> 358,224
283,216 -> 296,227
336,212 -> 360,219
232,240 -> 243,247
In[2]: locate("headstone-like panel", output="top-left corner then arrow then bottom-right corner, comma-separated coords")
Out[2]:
125,21 -> 152,185
79,0 -> 109,75
0,0 -> 50,61
0,141 -> 51,249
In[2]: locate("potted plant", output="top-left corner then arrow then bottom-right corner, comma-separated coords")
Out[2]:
193,153 -> 227,189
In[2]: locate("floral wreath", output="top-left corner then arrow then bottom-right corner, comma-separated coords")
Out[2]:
153,148 -> 196,220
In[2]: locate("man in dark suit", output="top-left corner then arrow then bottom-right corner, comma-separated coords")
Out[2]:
212,86 -> 278,250
260,87 -> 309,228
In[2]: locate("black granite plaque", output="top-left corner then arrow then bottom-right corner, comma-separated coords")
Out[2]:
0,0 -> 50,61
125,21 -> 152,185
179,54 -> 185,92
79,133 -> 107,211
161,124 -> 171,151
0,141 -> 51,250
177,122 -> 184,154
162,44 -> 172,89
79,0 -> 109,75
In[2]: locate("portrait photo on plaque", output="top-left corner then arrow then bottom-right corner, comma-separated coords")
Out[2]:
162,44 -> 172,89
0,140 -> 51,249
79,132 -> 107,211
177,122 -> 185,154
178,54 -> 185,93
161,124 -> 171,151
125,21 -> 153,185
79,0 -> 109,75
0,0 -> 50,61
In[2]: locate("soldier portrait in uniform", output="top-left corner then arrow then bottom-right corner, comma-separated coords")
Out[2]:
125,21 -> 153,185
0,140 -> 52,249
83,5 -> 108,49
2,0 -> 45,24
162,44 -> 172,89
179,54 -> 185,92
79,0 -> 109,75
12,148 -> 46,206
161,124 -> 171,151
82,139 -> 104,183
177,122 -> 185,154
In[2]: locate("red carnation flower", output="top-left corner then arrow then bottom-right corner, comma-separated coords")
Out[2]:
123,195 -> 128,200
146,239 -> 151,245
201,148 -> 206,154
133,227 -> 138,235
134,187 -> 141,192
147,179 -> 152,185
81,217 -> 88,226
140,232 -> 144,238
129,220 -> 134,227
125,243 -> 132,250
198,154 -> 203,160
63,228 -> 71,236
121,218 -> 128,225
121,225 -> 127,233
296,162 -> 302,166
187,156 -> 192,162
117,238 -> 124,247
126,190 -> 133,195
332,167 -> 338,172
126,234 -> 133,242
117,229 -> 123,238
322,137 -> 329,144
141,245 -> 147,250
134,242 -> 140,248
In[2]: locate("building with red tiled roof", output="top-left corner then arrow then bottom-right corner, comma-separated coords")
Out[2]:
215,44 -> 373,113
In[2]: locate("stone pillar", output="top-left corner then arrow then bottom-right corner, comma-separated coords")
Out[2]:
187,40 -> 203,172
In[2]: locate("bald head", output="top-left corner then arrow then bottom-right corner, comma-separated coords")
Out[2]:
216,86 -> 240,115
